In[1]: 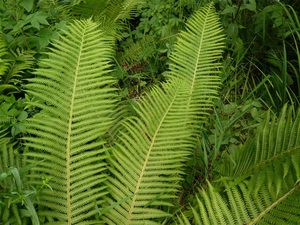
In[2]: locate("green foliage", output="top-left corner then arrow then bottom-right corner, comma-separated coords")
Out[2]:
0,139 -> 49,225
177,105 -> 300,224
215,0 -> 300,111
0,0 -> 300,224
25,19 -> 117,224
177,180 -> 300,225
115,0 -> 202,98
0,0 -> 69,52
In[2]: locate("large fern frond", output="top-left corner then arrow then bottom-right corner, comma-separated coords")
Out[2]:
104,78 -> 195,225
177,105 -> 300,224
218,104 -> 300,193
25,19 -> 117,224
176,179 -> 300,225
104,3 -> 225,224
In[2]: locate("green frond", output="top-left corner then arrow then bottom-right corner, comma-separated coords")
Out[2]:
118,33 -> 179,67
219,104 -> 300,193
0,33 -> 35,94
25,19 -> 117,224
104,78 -> 196,225
104,0 -> 146,22
100,0 -> 146,39
104,3 -> 225,224
71,0 -> 110,19
0,33 -> 9,77
168,2 -> 225,121
176,179 -> 300,225
71,0 -> 145,38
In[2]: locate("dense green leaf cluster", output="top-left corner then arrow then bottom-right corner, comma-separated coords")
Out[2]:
0,0 -> 300,224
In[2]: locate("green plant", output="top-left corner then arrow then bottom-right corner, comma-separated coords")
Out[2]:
114,0 -> 204,98
24,19 -> 117,224
0,139 -> 49,225
1,1 -> 300,224
178,105 -> 300,224
22,2 -> 225,224
0,0 -> 69,52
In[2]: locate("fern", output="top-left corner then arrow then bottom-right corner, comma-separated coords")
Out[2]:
71,0 -> 145,38
177,105 -> 300,224
104,3 -> 225,224
168,2 -> 225,121
218,105 -> 300,194
176,180 -> 300,225
0,33 -> 35,94
25,19 -> 117,224
118,33 -> 179,67
0,33 -> 9,78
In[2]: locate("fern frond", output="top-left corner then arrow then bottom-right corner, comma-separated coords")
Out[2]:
71,0 -> 145,38
168,2 -> 225,121
104,0 -> 146,22
219,105 -> 300,194
25,19 -> 117,224
104,3 -> 225,224
118,33 -> 179,67
104,78 -> 195,225
0,34 -> 35,94
176,179 -> 300,225
0,33 -> 9,77
71,0 -> 110,19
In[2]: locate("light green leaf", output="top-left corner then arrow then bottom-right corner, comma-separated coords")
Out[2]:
19,0 -> 34,12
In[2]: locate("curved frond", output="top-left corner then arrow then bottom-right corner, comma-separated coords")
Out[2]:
25,19 -> 117,224
104,78 -> 195,225
104,3 -> 225,224
176,179 -> 300,225
219,105 -> 300,193
104,0 -> 146,22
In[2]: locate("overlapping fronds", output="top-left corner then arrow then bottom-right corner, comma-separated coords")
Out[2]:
168,2 -> 225,121
179,104 -> 300,224
219,105 -> 300,193
25,19 -> 117,224
104,3 -> 225,224
176,179 -> 300,225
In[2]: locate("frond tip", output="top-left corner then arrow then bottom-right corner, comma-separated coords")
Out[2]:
168,2 -> 225,122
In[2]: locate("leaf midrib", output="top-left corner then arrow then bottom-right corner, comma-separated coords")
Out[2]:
188,3 -> 212,106
126,89 -> 180,225
66,26 -> 86,225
